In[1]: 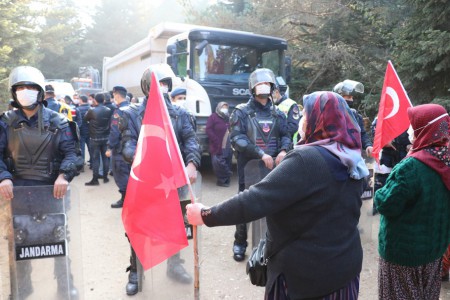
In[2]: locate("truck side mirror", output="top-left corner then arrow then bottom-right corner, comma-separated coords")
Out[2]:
167,44 -> 177,55
195,40 -> 208,56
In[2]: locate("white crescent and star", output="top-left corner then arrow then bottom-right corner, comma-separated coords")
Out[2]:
384,86 -> 400,120
130,124 -> 172,183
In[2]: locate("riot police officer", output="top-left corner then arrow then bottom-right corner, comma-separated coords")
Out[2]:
0,66 -> 79,297
229,68 -> 292,261
272,76 -> 301,140
333,80 -> 373,157
106,86 -> 130,208
119,64 -> 201,295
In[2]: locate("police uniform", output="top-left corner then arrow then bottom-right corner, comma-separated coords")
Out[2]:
229,97 -> 291,257
0,107 -> 79,297
276,94 -> 301,139
108,100 -> 130,207
0,108 -> 79,184
119,94 -> 201,293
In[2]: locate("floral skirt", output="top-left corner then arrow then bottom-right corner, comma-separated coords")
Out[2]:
378,257 -> 441,300
265,274 -> 360,300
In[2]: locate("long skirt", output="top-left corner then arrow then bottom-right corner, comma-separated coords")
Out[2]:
378,257 -> 441,300
265,274 -> 360,300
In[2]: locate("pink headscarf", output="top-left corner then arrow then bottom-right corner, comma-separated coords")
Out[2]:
296,91 -> 369,180
407,104 -> 450,189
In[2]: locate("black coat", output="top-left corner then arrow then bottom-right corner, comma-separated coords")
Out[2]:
84,104 -> 111,140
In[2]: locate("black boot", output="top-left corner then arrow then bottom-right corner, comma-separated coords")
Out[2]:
233,223 -> 247,261
111,192 -> 125,208
167,253 -> 192,284
85,177 -> 99,186
103,176 -> 109,183
126,247 -> 139,295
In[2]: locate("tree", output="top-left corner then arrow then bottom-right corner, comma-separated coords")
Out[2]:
393,0 -> 450,104
0,0 -> 38,104
35,0 -> 85,81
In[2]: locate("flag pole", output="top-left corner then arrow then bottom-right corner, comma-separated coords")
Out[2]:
187,181 -> 200,299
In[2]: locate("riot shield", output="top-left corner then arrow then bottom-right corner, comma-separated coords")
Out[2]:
0,185 -> 83,300
244,159 -> 272,249
139,172 -> 202,299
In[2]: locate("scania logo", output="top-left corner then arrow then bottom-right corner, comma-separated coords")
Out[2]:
232,88 -> 251,96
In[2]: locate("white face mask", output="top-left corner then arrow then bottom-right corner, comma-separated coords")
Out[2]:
160,85 -> 169,94
72,98 -> 80,105
174,100 -> 186,107
220,108 -> 229,115
255,84 -> 271,96
407,125 -> 415,144
16,89 -> 39,107
88,100 -> 93,105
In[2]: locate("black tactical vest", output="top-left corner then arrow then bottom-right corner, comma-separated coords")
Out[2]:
241,105 -> 281,157
2,110 -> 64,183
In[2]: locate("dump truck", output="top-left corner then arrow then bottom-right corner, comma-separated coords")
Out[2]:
102,22 -> 290,154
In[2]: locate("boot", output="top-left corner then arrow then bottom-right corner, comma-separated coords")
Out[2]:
111,192 -> 125,208
167,253 -> 192,284
126,247 -> 139,295
85,177 -> 99,186
103,176 -> 109,183
233,223 -> 247,261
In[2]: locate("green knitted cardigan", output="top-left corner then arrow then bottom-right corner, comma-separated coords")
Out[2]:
375,156 -> 450,267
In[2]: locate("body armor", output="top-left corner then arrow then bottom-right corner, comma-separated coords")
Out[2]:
238,104 -> 281,157
2,110 -> 66,183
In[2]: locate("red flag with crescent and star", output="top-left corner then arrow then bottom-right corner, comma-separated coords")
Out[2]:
122,72 -> 189,270
372,61 -> 413,163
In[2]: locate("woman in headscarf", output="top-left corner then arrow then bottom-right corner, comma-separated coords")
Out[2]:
375,103 -> 450,299
206,101 -> 233,187
187,91 -> 367,299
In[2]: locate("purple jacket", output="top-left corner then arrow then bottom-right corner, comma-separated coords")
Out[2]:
206,112 -> 229,155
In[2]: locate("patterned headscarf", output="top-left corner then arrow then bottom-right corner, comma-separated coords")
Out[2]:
407,104 -> 450,189
295,91 -> 369,180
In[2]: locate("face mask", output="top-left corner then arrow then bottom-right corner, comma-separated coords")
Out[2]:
407,125 -> 415,144
88,100 -> 93,105
16,89 -> 38,107
255,84 -> 271,96
174,100 -> 186,107
160,85 -> 169,94
345,100 -> 353,108
72,98 -> 80,105
220,108 -> 229,115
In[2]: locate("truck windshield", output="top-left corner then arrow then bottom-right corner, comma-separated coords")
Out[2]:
192,43 -> 281,84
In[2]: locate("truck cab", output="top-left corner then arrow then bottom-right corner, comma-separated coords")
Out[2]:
166,28 -> 288,154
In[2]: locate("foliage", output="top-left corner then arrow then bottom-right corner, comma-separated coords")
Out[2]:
1,0 -> 449,118
0,0 -> 38,106
393,0 -> 450,105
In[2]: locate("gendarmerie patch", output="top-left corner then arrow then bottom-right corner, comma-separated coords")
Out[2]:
16,241 -> 66,261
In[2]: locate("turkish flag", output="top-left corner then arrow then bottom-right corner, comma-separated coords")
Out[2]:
122,72 -> 189,270
372,61 -> 413,162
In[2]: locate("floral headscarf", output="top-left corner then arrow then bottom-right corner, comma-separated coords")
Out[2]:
407,104 -> 450,189
295,91 -> 369,180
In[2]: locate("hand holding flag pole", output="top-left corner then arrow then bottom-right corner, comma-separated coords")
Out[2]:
372,61 -> 413,163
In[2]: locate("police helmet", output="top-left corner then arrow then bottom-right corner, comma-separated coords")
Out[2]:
140,63 -> 176,97
249,68 -> 276,94
332,79 -> 364,96
9,66 -> 46,108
